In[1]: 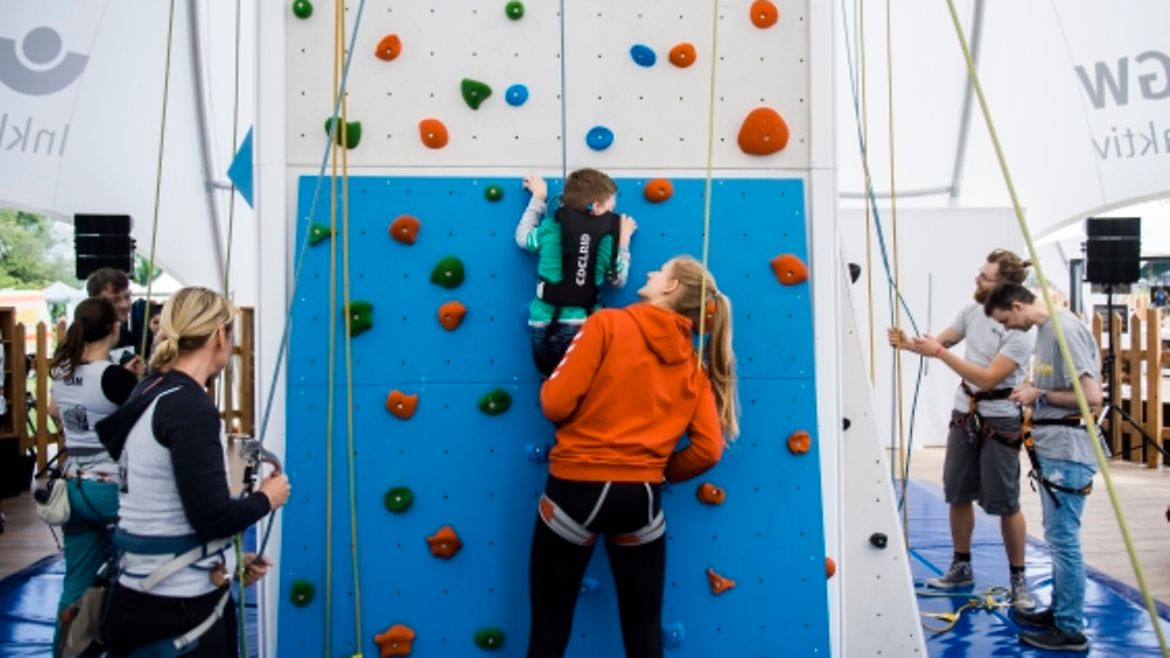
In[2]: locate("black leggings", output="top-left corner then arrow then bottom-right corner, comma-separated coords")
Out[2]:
103,583 -> 237,657
527,476 -> 665,658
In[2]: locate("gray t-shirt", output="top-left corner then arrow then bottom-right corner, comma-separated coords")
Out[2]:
1031,308 -> 1104,465
949,303 -> 1034,417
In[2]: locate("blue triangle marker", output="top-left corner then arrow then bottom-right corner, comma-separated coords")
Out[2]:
227,127 -> 254,208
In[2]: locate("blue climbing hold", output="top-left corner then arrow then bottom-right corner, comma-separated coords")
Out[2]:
630,44 -> 656,67
661,622 -> 685,649
525,442 -> 551,464
580,577 -> 600,594
505,84 -> 529,107
585,126 -> 614,151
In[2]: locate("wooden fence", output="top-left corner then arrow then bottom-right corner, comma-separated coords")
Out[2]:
1093,308 -> 1167,468
3,307 -> 255,471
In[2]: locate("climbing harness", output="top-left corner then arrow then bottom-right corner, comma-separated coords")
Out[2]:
1019,408 -> 1093,509
917,586 -> 1011,634
537,483 -> 666,548
951,383 -> 1020,449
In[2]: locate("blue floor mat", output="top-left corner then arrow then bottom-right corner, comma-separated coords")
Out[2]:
0,527 -> 259,658
905,479 -> 1170,657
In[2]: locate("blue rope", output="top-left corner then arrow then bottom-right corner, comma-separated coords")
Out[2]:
252,0 -> 369,560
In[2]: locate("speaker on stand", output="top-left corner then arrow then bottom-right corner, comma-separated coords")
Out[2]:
74,214 -> 135,280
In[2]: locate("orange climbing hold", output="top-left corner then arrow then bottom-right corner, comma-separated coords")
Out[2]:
706,567 -> 735,595
419,118 -> 449,149
826,556 -> 837,579
668,43 -> 696,68
437,301 -> 467,331
696,482 -> 726,505
787,429 -> 812,455
643,178 -> 674,203
770,253 -> 808,285
738,107 -> 789,155
389,214 -> 420,245
385,390 -> 419,420
374,624 -> 416,657
427,525 -> 462,559
375,34 -> 402,61
750,0 -> 779,28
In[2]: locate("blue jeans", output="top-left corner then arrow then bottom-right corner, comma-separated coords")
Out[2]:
1037,457 -> 1095,635
530,323 -> 582,377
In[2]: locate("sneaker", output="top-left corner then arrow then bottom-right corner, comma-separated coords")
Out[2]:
1019,627 -> 1089,652
1009,572 -> 1037,611
1012,607 -> 1054,629
925,561 -> 974,589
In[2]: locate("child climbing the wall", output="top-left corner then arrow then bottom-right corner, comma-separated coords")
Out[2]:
526,255 -> 738,658
515,169 -> 637,376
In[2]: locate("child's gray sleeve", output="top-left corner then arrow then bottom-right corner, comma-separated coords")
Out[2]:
515,197 -> 547,252
608,247 -> 630,287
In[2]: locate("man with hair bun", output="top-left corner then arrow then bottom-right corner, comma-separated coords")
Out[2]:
888,249 -> 1037,610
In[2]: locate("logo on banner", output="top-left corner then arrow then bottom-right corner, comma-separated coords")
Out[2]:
1075,51 -> 1170,161
0,27 -> 88,96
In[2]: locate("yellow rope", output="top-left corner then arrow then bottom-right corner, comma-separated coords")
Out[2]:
941,2 -> 1169,654
859,0 -> 876,384
138,0 -> 177,365
339,9 -> 365,649
695,0 -> 720,355
323,1 -> 342,653
222,0 -> 242,295
884,0 -> 909,545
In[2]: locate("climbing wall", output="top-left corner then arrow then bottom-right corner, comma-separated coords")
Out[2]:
277,1 -> 828,656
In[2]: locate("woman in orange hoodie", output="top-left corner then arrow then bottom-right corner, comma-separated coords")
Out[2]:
527,255 -> 739,658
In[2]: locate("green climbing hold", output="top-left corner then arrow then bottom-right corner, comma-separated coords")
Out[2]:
308,223 -> 332,246
484,185 -> 504,202
430,256 -> 465,289
505,1 -> 524,20
345,300 -> 374,336
478,389 -> 512,416
384,487 -> 414,513
292,0 -> 313,19
324,117 -> 362,149
461,78 -> 493,110
290,579 -> 316,607
474,627 -> 506,650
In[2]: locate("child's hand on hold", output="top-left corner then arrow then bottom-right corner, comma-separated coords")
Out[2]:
523,175 -> 548,203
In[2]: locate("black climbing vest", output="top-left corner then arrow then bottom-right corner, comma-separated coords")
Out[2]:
538,207 -> 621,311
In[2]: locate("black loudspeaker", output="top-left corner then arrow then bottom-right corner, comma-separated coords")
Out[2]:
1084,217 -> 1140,285
74,213 -> 135,280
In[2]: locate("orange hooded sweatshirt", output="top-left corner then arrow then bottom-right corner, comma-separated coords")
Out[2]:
540,303 -> 724,483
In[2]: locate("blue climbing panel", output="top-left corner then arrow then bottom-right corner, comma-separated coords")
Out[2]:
277,175 -> 828,656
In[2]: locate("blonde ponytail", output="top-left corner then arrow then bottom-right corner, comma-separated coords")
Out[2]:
668,256 -> 740,439
150,287 -> 236,373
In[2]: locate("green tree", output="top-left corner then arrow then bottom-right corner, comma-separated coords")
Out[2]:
134,253 -> 163,286
0,209 -> 77,289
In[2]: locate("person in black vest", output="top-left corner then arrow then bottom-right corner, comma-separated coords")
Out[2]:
48,298 -> 138,656
96,287 -> 289,657
515,169 -> 637,376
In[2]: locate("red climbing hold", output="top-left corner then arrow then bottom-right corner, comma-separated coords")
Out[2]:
375,34 -> 402,61
787,429 -> 812,455
826,557 -> 838,579
696,482 -> 726,505
389,214 -> 420,245
668,43 -> 696,68
419,118 -> 449,149
374,624 -> 416,657
437,301 -> 467,331
643,178 -> 674,203
385,390 -> 419,420
706,567 -> 735,595
738,107 -> 789,155
770,254 -> 808,286
427,525 -> 462,559
750,0 -> 779,28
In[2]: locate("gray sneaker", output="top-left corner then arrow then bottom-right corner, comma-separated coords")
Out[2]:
925,561 -> 974,589
1010,572 -> 1036,610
